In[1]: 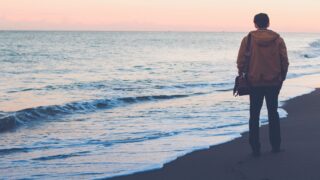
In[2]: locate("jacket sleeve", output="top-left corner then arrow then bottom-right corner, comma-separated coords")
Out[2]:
237,36 -> 248,76
279,37 -> 289,81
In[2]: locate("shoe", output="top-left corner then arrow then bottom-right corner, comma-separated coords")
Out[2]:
252,150 -> 261,157
271,148 -> 281,153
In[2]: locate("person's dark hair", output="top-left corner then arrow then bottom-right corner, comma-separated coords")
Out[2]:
254,13 -> 269,28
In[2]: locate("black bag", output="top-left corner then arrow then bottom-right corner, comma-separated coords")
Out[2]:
233,33 -> 252,97
233,75 -> 250,96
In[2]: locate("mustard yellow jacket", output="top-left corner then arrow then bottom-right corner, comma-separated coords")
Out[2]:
237,29 -> 289,86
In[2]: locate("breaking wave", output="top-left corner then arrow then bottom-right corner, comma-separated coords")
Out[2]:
0,93 -> 202,132
301,39 -> 320,59
309,39 -> 320,48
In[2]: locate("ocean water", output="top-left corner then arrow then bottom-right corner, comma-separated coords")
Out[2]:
0,31 -> 319,179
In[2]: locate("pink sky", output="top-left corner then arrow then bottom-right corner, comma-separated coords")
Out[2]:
0,0 -> 319,32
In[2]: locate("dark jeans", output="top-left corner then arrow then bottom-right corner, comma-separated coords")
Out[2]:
249,85 -> 282,152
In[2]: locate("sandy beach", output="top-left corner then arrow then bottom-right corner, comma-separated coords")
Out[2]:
110,89 -> 320,180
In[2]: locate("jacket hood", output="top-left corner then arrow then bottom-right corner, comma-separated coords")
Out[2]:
250,30 -> 280,46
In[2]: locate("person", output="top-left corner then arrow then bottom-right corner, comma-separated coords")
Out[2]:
237,13 -> 289,157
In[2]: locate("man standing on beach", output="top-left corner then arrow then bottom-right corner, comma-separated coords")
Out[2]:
237,13 -> 289,156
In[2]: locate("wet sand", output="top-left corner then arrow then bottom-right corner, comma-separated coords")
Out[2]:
109,89 -> 320,180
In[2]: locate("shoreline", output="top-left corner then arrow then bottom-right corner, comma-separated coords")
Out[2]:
109,88 -> 320,180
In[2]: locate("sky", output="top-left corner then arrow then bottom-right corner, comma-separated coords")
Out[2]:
0,0 -> 319,32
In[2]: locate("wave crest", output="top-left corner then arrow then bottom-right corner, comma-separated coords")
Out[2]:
0,93 -> 200,133
310,40 -> 320,48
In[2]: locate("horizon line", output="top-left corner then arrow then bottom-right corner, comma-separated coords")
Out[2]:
0,29 -> 319,34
